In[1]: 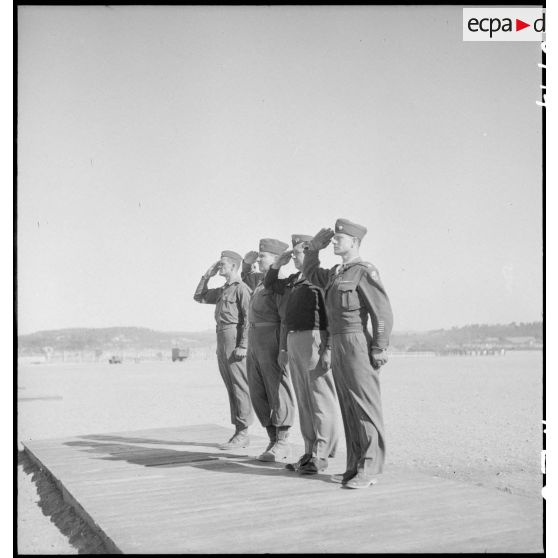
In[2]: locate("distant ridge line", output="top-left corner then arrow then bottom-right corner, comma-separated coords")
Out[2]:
18,322 -> 542,355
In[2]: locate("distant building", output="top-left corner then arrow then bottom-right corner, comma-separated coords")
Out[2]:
505,336 -> 537,346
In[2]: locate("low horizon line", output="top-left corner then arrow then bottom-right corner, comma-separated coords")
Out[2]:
18,320 -> 543,337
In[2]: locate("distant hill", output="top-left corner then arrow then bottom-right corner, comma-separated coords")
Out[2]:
18,322 -> 542,356
18,327 -> 216,355
390,322 -> 542,352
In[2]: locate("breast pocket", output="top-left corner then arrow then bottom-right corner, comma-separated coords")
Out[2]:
220,294 -> 237,310
217,294 -> 237,318
337,281 -> 360,310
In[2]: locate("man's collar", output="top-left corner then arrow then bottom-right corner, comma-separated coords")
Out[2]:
336,256 -> 362,275
225,276 -> 241,286
342,256 -> 362,268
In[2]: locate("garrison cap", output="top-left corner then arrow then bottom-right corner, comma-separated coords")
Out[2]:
291,234 -> 313,248
259,238 -> 289,255
220,250 -> 243,265
335,218 -> 367,240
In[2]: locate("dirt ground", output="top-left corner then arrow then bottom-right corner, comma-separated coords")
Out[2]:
16,351 -> 543,554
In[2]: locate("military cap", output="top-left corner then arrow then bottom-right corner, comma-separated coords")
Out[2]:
259,238 -> 289,255
335,218 -> 367,240
220,250 -> 243,265
291,234 -> 313,248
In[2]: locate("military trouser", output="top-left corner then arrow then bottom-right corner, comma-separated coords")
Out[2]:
246,325 -> 296,428
331,331 -> 386,476
216,327 -> 254,430
287,329 -> 340,459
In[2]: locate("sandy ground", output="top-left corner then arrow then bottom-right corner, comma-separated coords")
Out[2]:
17,351 -> 543,554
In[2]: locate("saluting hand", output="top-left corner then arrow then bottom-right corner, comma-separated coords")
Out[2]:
273,249 -> 293,268
308,228 -> 334,251
206,261 -> 221,277
243,251 -> 259,265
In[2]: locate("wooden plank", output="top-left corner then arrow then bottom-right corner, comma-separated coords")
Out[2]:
22,424 -> 543,554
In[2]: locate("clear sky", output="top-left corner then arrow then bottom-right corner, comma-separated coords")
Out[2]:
17,5 -> 543,334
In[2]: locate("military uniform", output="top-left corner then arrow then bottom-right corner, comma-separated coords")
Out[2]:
303,220 -> 393,485
245,238 -> 296,461
194,251 -> 254,438
264,234 -> 340,473
241,267 -> 264,293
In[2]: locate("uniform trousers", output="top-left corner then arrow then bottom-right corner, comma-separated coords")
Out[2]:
247,325 -> 296,428
216,327 -> 254,430
287,330 -> 340,459
331,331 -> 386,476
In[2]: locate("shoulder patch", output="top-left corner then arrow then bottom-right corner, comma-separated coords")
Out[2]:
358,262 -> 380,281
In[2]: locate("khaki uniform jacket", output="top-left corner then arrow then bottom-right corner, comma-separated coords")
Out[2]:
193,276 -> 251,349
303,249 -> 393,350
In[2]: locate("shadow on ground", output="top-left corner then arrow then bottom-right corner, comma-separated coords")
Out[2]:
18,450 -> 110,554
82,433 -> 223,448
64,437 -> 336,484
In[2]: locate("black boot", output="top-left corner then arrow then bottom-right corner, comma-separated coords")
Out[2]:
285,453 -> 312,471
299,456 -> 328,475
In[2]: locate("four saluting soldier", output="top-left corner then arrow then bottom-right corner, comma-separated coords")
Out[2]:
191,219 -> 393,487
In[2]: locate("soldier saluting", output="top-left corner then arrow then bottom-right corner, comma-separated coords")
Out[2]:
303,219 -> 393,489
246,238 -> 296,463
193,251 -> 254,450
265,234 -> 340,475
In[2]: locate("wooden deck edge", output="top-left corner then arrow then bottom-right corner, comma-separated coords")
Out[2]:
22,442 -> 123,555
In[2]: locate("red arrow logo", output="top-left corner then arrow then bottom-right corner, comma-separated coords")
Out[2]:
516,19 -> 530,31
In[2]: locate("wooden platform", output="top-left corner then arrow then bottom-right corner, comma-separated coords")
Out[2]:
22,424 -> 543,554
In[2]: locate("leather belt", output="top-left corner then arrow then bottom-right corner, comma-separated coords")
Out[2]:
249,322 -> 280,328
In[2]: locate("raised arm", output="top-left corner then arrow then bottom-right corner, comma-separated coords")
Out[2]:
193,262 -> 222,304
241,251 -> 264,292
264,267 -> 292,294
302,249 -> 331,289
302,228 -> 335,289
264,249 -> 293,294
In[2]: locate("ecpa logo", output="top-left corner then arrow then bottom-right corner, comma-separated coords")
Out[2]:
463,8 -> 545,41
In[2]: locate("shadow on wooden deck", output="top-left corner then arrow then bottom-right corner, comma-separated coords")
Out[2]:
62,436 -> 339,484
22,423 -> 544,554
